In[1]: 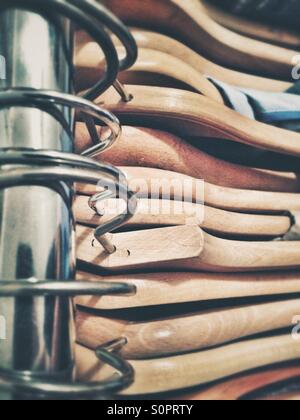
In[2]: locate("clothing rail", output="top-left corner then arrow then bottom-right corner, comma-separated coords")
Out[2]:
0,0 -> 137,400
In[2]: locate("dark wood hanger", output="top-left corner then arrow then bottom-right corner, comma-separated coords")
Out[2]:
76,124 -> 300,193
102,0 -> 298,79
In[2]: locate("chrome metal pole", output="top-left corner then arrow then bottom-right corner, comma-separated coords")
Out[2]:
0,8 -> 75,399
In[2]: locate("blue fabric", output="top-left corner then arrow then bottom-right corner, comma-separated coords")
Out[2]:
208,78 -> 300,132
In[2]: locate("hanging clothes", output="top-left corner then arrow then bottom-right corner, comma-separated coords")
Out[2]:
208,78 -> 300,132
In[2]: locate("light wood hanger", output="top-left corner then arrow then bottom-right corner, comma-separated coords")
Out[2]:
101,0 -> 298,79
76,224 -> 300,273
75,196 -> 292,239
76,125 -> 300,193
75,37 -> 224,103
174,366 -> 300,400
76,270 -> 300,310
96,85 -> 300,158
202,0 -> 300,49
128,29 -> 292,92
76,334 -> 300,395
76,28 -> 291,93
77,166 -> 300,213
76,298 -> 300,359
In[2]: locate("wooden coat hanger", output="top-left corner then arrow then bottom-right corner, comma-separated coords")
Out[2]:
174,366 -> 300,400
76,334 -> 300,395
77,166 -> 300,213
76,298 -> 300,359
101,0 -> 298,79
76,28 -> 291,93
76,125 -> 300,193
202,0 -> 300,50
74,196 -> 292,239
127,29 -> 292,92
76,270 -> 300,310
76,224 -> 300,273
96,85 -> 300,158
75,35 -> 224,103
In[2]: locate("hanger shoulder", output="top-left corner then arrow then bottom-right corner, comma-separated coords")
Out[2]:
77,299 -> 300,359
74,195 -> 291,238
102,0 -> 297,79
184,230 -> 300,272
76,225 -> 300,273
75,37 -> 224,103
76,270 -> 300,310
202,0 -> 300,50
124,48 -> 223,102
76,334 -> 300,395
131,29 -> 291,92
77,166 -> 300,212
98,85 -> 300,158
76,124 -> 300,193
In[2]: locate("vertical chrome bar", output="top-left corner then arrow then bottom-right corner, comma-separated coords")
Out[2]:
0,8 -> 75,399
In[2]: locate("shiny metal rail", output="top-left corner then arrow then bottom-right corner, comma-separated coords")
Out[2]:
0,8 -> 75,400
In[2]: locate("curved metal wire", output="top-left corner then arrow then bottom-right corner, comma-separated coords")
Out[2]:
69,0 -> 138,72
0,150 -> 137,397
0,339 -> 134,399
0,88 -> 121,155
0,0 -> 138,101
0,0 -> 118,99
0,0 -> 137,399
0,153 -> 137,242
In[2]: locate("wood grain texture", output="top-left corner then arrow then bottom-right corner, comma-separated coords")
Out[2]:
174,366 -> 300,400
76,298 -> 300,359
129,29 -> 291,92
78,166 -> 300,216
75,125 -> 300,193
97,85 -> 300,158
74,195 -> 291,238
76,29 -> 290,94
76,270 -> 300,310
76,225 -> 300,273
203,1 -> 300,49
77,224 -> 204,271
75,38 -> 224,103
76,334 -> 300,395
78,166 -> 300,212
101,0 -> 298,79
